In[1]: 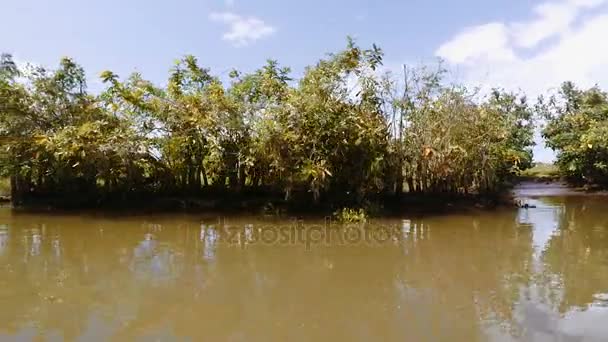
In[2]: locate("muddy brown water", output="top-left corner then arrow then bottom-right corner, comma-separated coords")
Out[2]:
1,186 -> 608,341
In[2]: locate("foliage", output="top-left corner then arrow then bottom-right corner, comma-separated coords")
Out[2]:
541,82 -> 608,185
380,65 -> 535,195
333,207 -> 368,223
0,40 -> 536,206
0,177 -> 10,197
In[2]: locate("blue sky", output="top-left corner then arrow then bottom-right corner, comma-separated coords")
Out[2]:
4,0 -> 608,162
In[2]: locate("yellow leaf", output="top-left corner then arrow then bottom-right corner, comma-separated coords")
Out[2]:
423,147 -> 433,158
588,144 -> 593,149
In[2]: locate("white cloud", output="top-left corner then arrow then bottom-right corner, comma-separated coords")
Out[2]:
436,0 -> 608,96
436,23 -> 516,64
209,11 -> 276,47
512,1 -> 577,48
435,0 -> 608,162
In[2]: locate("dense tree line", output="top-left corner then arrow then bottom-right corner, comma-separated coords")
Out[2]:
0,40 -> 535,206
542,82 -> 608,186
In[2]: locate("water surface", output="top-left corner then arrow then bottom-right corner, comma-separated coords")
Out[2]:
1,195 -> 608,341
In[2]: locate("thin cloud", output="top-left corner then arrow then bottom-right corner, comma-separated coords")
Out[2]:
209,11 -> 276,47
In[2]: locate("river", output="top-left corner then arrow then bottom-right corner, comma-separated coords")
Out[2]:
1,189 -> 608,341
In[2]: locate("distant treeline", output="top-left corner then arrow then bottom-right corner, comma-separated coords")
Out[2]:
1,39 -> 598,207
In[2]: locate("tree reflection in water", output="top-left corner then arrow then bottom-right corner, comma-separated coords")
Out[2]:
0,199 -> 607,341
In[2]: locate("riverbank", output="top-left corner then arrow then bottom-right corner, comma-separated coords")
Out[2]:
8,189 -> 514,218
512,180 -> 608,198
513,162 -> 608,196
10,174 -> 603,216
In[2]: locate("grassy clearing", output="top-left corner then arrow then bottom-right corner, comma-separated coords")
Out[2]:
519,163 -> 560,181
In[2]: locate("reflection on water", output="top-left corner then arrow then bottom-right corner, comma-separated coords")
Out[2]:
0,196 -> 608,340
517,198 -> 561,255
0,224 -> 8,256
511,196 -> 608,341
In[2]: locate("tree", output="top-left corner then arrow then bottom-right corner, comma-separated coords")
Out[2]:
0,41 -> 538,207
542,82 -> 608,185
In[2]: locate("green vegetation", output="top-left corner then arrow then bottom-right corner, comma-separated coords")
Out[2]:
542,82 -> 608,186
519,163 -> 559,181
0,177 -> 10,198
333,208 -> 368,223
0,40 -> 536,209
